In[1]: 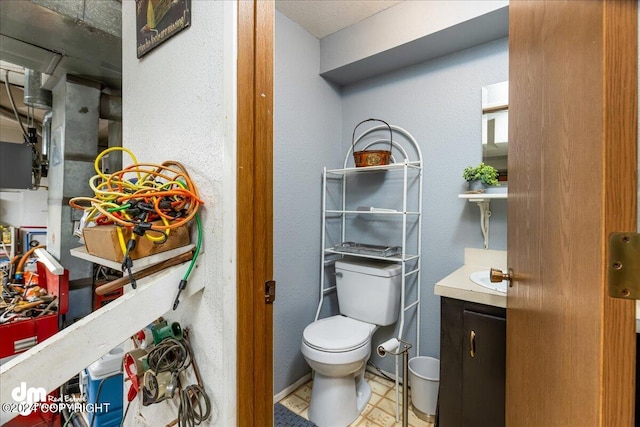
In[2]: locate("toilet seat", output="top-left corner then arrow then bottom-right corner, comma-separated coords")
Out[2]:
303,315 -> 374,352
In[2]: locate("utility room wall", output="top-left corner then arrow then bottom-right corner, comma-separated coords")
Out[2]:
122,1 -> 236,425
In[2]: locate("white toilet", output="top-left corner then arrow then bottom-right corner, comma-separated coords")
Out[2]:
301,258 -> 402,427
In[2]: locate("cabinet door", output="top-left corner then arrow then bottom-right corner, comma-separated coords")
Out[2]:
439,297 -> 464,427
462,310 -> 506,427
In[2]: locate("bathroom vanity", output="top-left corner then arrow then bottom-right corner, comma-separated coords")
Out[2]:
434,248 -> 507,427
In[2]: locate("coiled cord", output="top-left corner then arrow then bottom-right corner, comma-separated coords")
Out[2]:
141,332 -> 213,427
178,384 -> 211,427
147,338 -> 191,373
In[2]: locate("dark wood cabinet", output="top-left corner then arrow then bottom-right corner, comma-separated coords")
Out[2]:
439,297 -> 506,427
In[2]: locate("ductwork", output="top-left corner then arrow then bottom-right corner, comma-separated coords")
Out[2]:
23,68 -> 52,110
100,94 -> 122,122
47,75 -> 101,281
0,0 -> 122,90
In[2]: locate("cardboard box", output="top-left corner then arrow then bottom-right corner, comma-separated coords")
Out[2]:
82,224 -> 190,262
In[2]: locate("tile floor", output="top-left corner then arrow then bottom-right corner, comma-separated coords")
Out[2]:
278,371 -> 435,427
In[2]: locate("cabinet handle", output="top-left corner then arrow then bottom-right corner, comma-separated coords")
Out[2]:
469,330 -> 476,358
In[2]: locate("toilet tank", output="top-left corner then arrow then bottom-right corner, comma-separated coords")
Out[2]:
335,258 -> 402,326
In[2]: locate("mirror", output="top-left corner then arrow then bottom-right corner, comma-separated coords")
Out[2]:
482,81 -> 508,181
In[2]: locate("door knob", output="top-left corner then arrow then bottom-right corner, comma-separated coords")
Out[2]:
490,267 -> 514,287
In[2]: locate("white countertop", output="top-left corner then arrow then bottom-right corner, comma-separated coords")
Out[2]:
434,248 -> 507,308
434,249 -> 640,330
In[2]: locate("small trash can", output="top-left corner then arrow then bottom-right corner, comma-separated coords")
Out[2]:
408,356 -> 439,422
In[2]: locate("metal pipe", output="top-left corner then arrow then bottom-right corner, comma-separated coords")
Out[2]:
378,339 -> 412,427
42,111 -> 52,158
24,69 -> 52,110
4,70 -> 28,139
402,344 -> 409,427
99,93 -> 122,121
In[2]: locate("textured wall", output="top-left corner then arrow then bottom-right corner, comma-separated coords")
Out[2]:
122,1 -> 236,425
273,11 -> 343,395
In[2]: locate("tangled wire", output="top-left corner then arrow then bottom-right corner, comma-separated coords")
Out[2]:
69,147 -> 203,304
69,147 -> 203,239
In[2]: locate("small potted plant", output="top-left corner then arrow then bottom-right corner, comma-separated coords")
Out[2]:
463,162 -> 499,191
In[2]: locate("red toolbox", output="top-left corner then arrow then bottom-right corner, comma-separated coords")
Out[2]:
0,262 -> 69,359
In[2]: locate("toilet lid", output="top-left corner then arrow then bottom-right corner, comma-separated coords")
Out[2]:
303,316 -> 373,352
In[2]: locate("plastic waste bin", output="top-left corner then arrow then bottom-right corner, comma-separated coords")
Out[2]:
408,356 -> 439,420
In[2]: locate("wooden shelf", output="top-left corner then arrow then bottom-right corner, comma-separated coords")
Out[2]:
70,244 -> 195,272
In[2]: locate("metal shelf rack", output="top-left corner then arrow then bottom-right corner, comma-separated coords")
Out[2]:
315,124 -> 423,422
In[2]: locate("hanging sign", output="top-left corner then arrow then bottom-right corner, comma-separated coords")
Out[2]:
136,0 -> 191,58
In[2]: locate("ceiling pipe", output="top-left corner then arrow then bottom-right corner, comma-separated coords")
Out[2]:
99,93 -> 121,122
23,69 -> 52,110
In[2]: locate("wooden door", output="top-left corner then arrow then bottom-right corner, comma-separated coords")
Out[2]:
237,1 -> 274,426
507,1 -> 637,426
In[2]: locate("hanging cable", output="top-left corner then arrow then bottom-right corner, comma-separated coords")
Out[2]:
132,326 -> 212,425
146,338 -> 191,373
173,212 -> 202,310
178,384 -> 211,427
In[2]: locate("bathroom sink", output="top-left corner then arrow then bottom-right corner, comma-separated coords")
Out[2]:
469,270 -> 507,293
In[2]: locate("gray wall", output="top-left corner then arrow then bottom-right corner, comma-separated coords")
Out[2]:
341,37 -> 509,373
273,11 -> 343,394
274,10 -> 508,393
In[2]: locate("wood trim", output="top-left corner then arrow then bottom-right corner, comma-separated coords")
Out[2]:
601,0 -> 637,424
254,0 -> 274,423
237,1 -> 274,425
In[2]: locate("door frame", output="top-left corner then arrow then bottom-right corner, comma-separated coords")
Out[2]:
237,1 -> 274,425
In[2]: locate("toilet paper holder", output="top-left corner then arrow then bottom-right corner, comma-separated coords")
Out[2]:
377,338 -> 412,427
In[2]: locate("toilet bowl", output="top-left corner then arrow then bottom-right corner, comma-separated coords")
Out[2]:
302,258 -> 402,427
302,315 -> 376,427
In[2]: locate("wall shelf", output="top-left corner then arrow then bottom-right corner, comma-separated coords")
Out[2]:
459,192 -> 507,249
70,244 -> 195,273
458,192 -> 507,202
